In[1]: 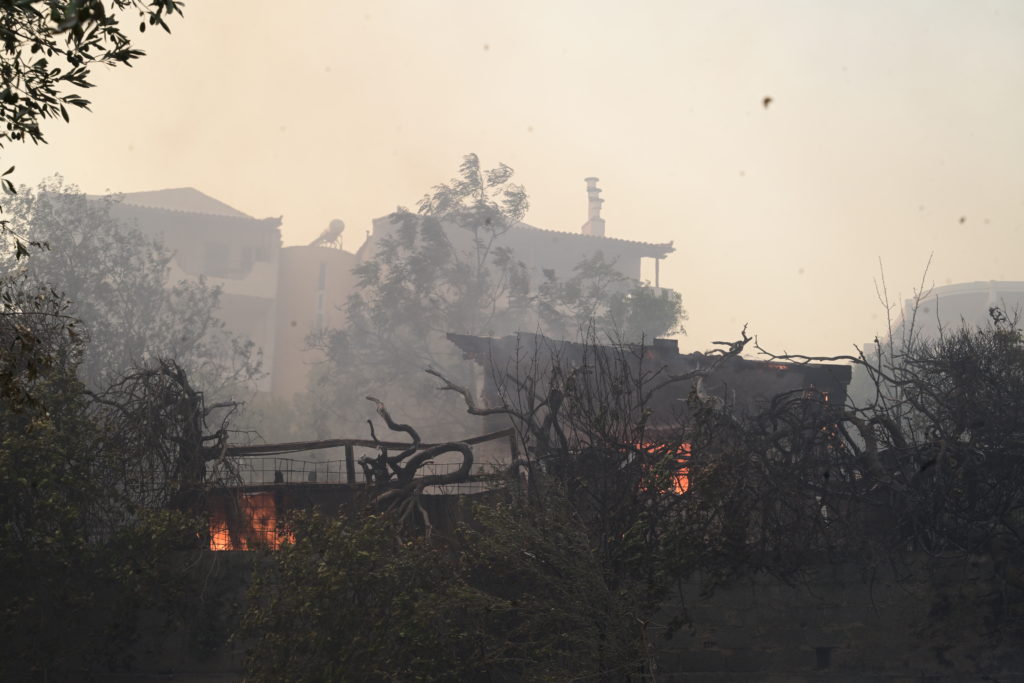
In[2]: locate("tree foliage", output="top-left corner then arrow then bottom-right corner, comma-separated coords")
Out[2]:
0,188 -> 248,677
244,511 -> 476,683
3,177 -> 262,393
848,314 -> 1024,576
0,277 -> 224,678
249,310 -> 1024,678
247,331 -> 753,681
749,312 -> 1024,582
0,0 -> 181,149
699,311 -> 1024,654
244,495 -> 645,683
536,251 -> 685,341
0,268 -> 76,408
0,5 -> 242,677
312,154 -> 685,438
0,0 -> 182,243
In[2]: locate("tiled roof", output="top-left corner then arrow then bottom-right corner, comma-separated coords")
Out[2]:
371,212 -> 674,259
512,221 -> 675,257
116,188 -> 253,219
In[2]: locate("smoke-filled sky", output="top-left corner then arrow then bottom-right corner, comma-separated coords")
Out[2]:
9,0 -> 1024,356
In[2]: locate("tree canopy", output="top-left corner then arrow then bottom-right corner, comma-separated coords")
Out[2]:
0,282 -> 229,679
4,177 -> 261,393
1,0 -> 181,149
1,0 -> 182,242
246,309 -> 1024,679
310,154 -> 686,439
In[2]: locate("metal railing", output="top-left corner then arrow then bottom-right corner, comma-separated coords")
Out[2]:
212,428 -> 516,491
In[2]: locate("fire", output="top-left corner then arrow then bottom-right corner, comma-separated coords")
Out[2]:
639,442 -> 691,494
209,491 -> 293,551
667,443 -> 690,494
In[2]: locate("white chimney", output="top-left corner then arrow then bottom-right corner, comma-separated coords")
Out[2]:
581,177 -> 605,237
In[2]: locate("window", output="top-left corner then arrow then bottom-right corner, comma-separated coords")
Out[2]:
203,242 -> 230,276
314,291 -> 325,331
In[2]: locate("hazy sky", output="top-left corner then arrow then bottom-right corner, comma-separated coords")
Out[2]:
9,0 -> 1024,356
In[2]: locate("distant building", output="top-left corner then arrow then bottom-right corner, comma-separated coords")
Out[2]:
894,280 -> 1024,339
362,177 -> 674,288
100,179 -> 678,400
272,240 -> 358,399
862,280 -> 1024,356
447,332 -> 852,433
108,188 -> 283,392
851,280 -> 1024,407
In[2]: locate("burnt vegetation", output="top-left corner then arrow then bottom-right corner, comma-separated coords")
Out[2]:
3,161 -> 1024,678
242,314 -> 1024,680
4,168 -> 1024,679
0,8 -> 1021,674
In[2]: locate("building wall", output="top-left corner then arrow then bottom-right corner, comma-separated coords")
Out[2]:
898,280 -> 1024,338
111,202 -> 282,284
366,214 -> 669,287
852,281 -> 1024,406
271,245 -> 359,399
110,200 -> 283,392
103,191 -> 675,401
493,223 -> 651,281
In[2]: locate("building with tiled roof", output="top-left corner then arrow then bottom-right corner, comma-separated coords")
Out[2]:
362,178 -> 674,290
96,179 -> 678,399
110,187 -> 254,218
104,188 -> 283,392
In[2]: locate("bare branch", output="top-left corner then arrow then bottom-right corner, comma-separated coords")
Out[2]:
425,366 -> 512,417
366,395 -> 421,447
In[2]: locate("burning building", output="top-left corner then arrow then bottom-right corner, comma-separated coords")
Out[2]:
205,430 -> 518,550
446,332 -> 852,431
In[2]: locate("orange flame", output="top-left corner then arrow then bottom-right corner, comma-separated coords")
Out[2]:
209,492 -> 293,551
639,442 -> 691,494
